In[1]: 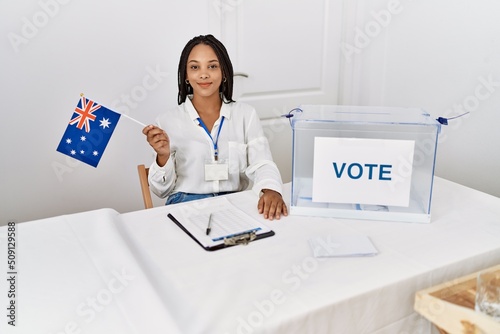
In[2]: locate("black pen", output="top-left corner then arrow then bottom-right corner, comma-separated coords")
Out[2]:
206,213 -> 212,235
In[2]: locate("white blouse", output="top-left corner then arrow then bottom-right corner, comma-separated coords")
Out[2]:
148,98 -> 283,199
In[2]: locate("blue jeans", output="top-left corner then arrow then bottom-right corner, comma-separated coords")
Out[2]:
166,191 -> 235,205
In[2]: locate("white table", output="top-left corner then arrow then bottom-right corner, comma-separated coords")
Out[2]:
2,177 -> 500,334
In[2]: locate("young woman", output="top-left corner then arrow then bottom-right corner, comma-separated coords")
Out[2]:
143,35 -> 287,220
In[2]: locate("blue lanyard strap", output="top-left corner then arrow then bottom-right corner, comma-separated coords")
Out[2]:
197,116 -> 225,161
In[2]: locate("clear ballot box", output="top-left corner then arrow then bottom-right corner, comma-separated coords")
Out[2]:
290,105 -> 441,223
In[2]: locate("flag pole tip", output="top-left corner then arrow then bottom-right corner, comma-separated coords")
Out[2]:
80,93 -> 84,97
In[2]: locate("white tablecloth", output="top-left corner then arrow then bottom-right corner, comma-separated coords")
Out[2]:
1,177 -> 500,334
0,209 -> 182,334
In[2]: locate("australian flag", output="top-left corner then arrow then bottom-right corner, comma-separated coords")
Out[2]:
56,96 -> 121,167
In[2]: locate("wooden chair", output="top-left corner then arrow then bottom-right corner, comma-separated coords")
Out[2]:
137,164 -> 153,209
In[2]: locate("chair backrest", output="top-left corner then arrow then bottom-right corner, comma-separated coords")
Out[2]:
137,164 -> 153,209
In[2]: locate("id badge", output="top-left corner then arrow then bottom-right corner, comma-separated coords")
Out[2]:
204,160 -> 229,181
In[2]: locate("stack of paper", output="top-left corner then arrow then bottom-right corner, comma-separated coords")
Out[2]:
308,235 -> 378,257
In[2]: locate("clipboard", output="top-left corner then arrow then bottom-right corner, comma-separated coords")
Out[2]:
166,197 -> 275,251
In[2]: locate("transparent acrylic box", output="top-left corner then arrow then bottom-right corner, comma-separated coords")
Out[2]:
290,105 -> 441,223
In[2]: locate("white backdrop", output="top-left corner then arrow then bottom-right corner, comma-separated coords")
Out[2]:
339,0 -> 500,200
0,0 -> 214,223
1,0 -> 499,225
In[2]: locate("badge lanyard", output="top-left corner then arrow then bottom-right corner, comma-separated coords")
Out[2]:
197,116 -> 225,161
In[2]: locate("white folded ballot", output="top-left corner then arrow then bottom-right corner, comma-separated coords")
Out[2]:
309,235 -> 378,258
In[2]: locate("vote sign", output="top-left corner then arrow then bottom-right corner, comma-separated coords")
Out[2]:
312,137 -> 415,207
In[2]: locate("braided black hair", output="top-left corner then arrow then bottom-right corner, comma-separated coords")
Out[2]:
177,35 -> 235,105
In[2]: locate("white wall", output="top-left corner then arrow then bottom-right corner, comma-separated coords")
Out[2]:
0,0 -> 213,223
2,0 -> 499,225
339,0 -> 500,198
